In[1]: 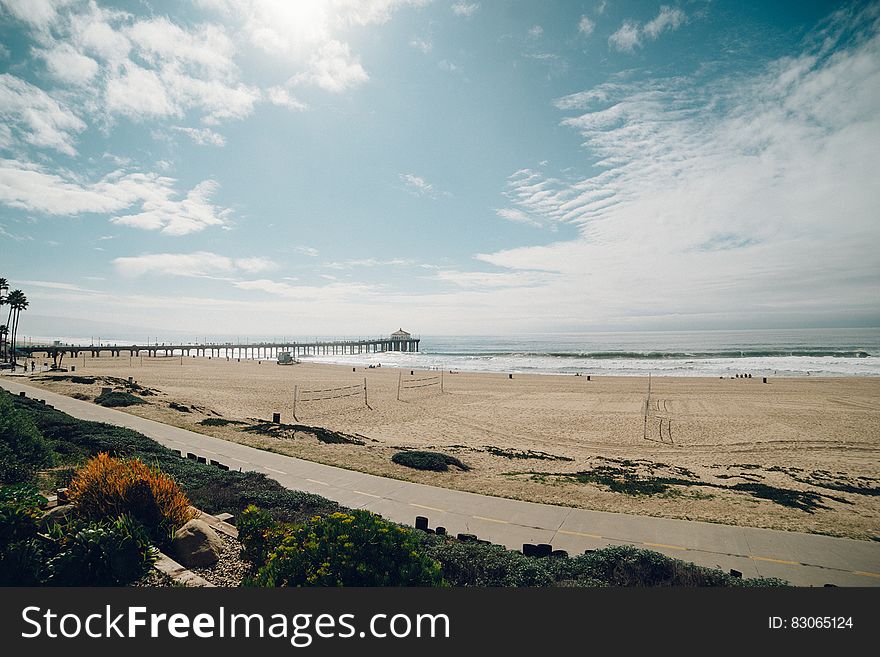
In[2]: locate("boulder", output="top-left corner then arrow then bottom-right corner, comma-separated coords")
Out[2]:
171,519 -> 223,568
39,504 -> 76,529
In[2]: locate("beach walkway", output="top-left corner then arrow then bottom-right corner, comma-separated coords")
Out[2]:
2,377 -> 878,587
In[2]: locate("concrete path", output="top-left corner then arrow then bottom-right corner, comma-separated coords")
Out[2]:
3,377 -> 879,587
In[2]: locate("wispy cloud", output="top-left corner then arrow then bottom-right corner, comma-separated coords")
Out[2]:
495,207 -> 542,228
0,74 -> 86,155
399,172 -> 443,198
451,3 -> 480,18
325,258 -> 417,269
291,40 -> 368,93
479,6 -> 880,326
409,36 -> 432,53
609,6 -> 686,52
578,16 -> 595,37
172,126 -> 226,147
113,252 -> 277,278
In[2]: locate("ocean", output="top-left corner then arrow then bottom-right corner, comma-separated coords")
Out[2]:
299,328 -> 880,377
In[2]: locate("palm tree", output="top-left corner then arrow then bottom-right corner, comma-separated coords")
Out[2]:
0,278 -> 8,361
6,290 -> 28,368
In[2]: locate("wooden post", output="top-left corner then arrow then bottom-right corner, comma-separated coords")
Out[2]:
440,370 -> 444,393
364,377 -> 372,410
292,385 -> 298,421
397,371 -> 402,401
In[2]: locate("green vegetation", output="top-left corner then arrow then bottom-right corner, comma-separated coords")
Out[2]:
69,453 -> 196,544
199,418 -> 246,427
0,483 -> 155,586
392,450 -> 470,472
0,394 -> 54,483
242,508 -> 443,587
243,421 -> 365,445
7,391 -> 340,525
485,446 -> 574,462
43,515 -> 156,586
95,390 -> 146,407
519,457 -> 847,512
1,392 -> 791,587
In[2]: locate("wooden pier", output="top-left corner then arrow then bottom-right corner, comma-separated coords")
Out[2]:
17,335 -> 420,364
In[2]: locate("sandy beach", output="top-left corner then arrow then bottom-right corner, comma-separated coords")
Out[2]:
18,355 -> 880,540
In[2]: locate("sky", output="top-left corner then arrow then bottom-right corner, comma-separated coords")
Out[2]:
0,0 -> 878,341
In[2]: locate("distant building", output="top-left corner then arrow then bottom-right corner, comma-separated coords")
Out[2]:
391,328 -> 411,339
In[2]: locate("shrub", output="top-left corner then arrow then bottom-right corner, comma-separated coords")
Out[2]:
94,391 -> 145,407
0,394 -> 54,483
68,453 -> 195,544
0,484 -> 45,548
423,538 -> 555,586
0,484 -> 47,585
391,450 -> 469,472
45,515 -> 156,586
238,505 -> 286,567
249,510 -> 443,587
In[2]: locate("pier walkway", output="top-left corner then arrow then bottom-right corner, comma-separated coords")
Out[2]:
15,336 -> 420,362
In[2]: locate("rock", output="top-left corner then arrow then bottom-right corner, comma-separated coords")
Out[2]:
39,504 -> 76,529
171,519 -> 223,568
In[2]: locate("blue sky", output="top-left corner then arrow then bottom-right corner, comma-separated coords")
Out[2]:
1,0 -> 878,340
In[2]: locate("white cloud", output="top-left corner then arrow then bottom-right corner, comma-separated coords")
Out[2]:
578,16 -> 595,37
325,258 -> 416,269
495,207 -> 542,228
105,63 -> 176,119
265,85 -> 307,110
399,172 -> 441,198
644,6 -> 686,40
293,245 -> 319,257
0,74 -> 86,155
0,160 -> 232,235
480,7 -> 880,327
37,42 -> 99,86
291,40 -> 368,92
435,269 -> 555,289
596,1 -> 607,15
409,36 -> 432,53
0,0 -> 66,30
528,25 -> 543,38
609,6 -> 686,52
451,2 -> 479,17
111,179 -> 230,235
608,20 -> 641,52
114,252 -> 277,278
172,126 -> 226,147
437,59 -> 458,72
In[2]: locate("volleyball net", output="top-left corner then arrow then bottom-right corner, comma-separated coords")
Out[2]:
397,370 -> 444,401
293,379 -> 371,420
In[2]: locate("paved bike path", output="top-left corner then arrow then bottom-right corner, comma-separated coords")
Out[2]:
3,378 -> 878,587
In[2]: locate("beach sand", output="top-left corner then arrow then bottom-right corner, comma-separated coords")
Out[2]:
21,355 -> 880,540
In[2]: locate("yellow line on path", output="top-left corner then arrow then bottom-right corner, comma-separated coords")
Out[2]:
264,467 -> 287,475
228,456 -> 248,463
853,571 -> 880,579
306,478 -> 328,486
644,542 -> 689,551
472,515 -> 509,524
557,529 -> 603,539
410,503 -> 445,513
353,490 -> 381,498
